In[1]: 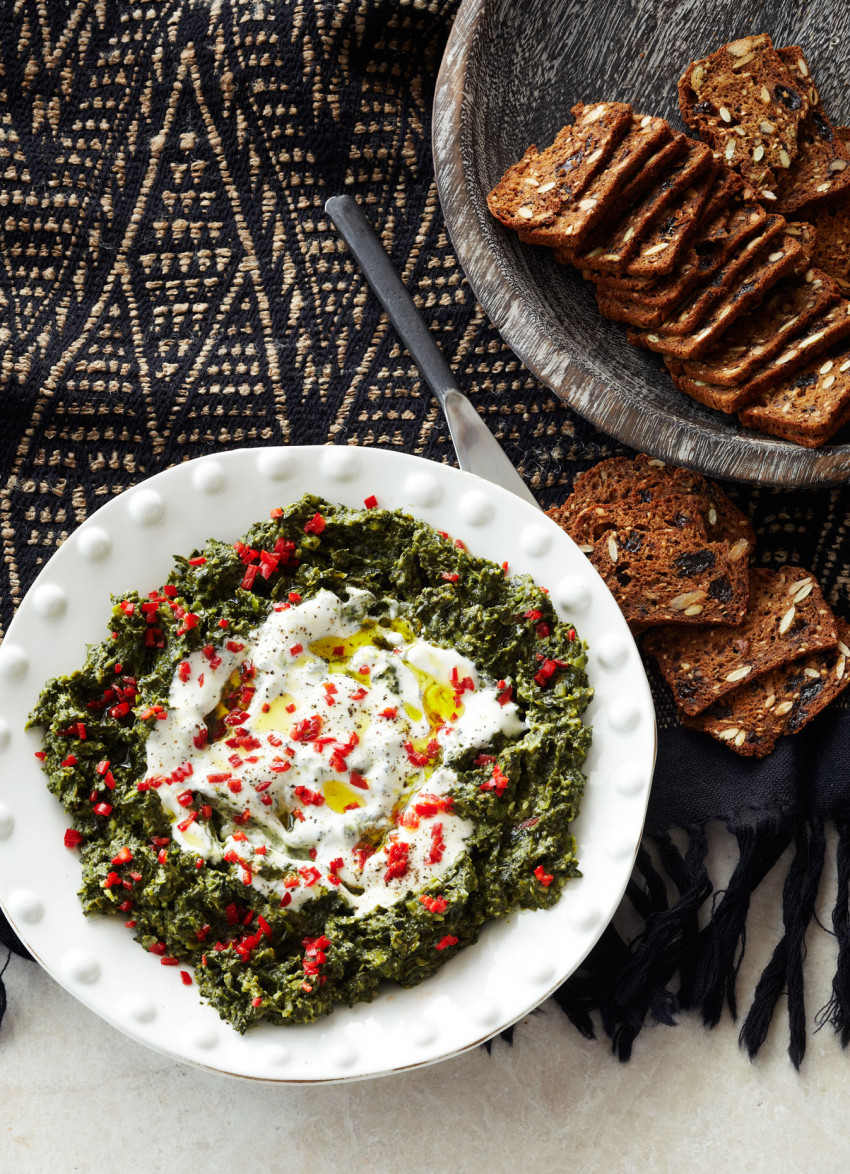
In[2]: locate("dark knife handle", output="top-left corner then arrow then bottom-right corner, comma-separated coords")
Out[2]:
324,194 -> 458,408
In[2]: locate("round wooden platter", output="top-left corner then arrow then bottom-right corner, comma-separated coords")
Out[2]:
433,0 -> 850,487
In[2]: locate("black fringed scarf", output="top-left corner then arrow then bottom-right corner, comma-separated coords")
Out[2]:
0,0 -> 848,1068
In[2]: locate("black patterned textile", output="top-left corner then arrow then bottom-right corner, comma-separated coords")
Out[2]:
1,0 -> 849,1068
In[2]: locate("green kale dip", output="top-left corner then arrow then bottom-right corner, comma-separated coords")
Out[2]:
29,494 -> 592,1031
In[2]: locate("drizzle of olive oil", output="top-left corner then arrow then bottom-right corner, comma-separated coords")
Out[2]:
322,778 -> 365,814
253,693 -> 297,732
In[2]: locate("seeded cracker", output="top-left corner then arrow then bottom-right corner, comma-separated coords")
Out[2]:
628,230 -> 806,360
620,166 -> 716,278
566,494 -> 711,548
573,137 -> 711,273
684,620 -> 850,757
732,299 -> 850,399
594,204 -> 769,329
678,34 -> 809,198
673,269 -> 840,396
518,114 -> 672,249
775,47 -> 850,214
547,453 -> 755,553
806,194 -> 850,284
486,102 -> 633,234
598,201 -> 766,311
589,526 -> 749,628
738,335 -> 850,446
554,134 -> 688,271
610,211 -> 784,335
643,567 -> 838,717
653,213 -> 787,335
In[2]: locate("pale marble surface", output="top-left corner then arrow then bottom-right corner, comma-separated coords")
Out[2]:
2,821 -> 849,1172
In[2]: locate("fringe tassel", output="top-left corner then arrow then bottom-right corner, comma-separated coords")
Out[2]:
549,814 -> 841,1065
738,817 -> 826,1068
817,819 -> 850,1046
553,826 -> 712,1060
689,815 -> 795,1027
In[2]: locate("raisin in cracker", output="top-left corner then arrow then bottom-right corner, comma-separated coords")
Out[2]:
685,620 -> 850,757
643,567 -> 838,717
678,34 -> 809,198
590,526 -> 749,628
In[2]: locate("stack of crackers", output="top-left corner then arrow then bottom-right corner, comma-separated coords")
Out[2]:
487,35 -> 850,448
547,455 -> 850,757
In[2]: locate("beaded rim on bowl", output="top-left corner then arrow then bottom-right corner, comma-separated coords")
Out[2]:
0,446 -> 655,1083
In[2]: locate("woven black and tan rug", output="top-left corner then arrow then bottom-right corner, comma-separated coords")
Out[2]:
2,0 -> 850,1067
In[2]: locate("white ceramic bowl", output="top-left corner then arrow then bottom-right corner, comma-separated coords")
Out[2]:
0,446 -> 655,1082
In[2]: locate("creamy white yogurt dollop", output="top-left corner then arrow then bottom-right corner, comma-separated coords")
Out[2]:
144,589 -> 525,916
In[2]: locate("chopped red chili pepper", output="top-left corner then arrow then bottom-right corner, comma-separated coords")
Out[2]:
426,823 -> 445,865
383,840 -> 410,882
149,941 -> 167,955
534,865 -> 554,887
111,846 -> 133,865
294,785 -> 325,807
435,934 -> 458,951
291,714 -> 323,741
93,802 -> 113,817
188,556 -> 207,566
180,970 -> 193,985
480,763 -> 509,798
440,571 -> 459,583
303,512 -> 326,536
269,506 -> 283,518
420,894 -> 448,914
64,828 -> 83,849
364,495 -> 378,509
34,750 -> 46,761
61,754 -> 77,767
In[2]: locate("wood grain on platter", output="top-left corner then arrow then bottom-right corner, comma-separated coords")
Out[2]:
433,0 -> 850,486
